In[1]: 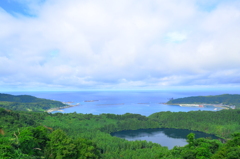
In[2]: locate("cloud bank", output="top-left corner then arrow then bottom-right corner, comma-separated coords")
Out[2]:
0,0 -> 240,90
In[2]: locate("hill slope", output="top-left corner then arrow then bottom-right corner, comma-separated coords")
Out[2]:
0,93 -> 66,111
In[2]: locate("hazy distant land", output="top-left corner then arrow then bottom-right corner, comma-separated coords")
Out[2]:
166,94 -> 240,109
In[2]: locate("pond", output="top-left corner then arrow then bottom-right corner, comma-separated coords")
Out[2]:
111,128 -> 222,149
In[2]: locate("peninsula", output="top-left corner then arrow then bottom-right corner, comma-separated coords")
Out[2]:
166,94 -> 239,109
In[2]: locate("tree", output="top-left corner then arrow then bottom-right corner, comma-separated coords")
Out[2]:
45,129 -> 100,159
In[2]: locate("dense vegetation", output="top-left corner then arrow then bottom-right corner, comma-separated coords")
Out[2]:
149,109 -> 240,138
1,106 -> 240,158
167,94 -> 240,107
1,93 -> 240,158
0,93 -> 66,111
0,125 -> 100,158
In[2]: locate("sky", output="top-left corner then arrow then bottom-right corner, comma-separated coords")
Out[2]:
0,0 -> 240,91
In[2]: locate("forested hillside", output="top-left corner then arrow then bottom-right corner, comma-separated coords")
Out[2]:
149,109 -> 240,138
167,94 -> 240,107
0,93 -> 66,111
1,107 -> 240,158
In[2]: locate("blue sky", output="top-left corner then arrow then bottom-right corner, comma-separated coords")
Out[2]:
0,0 -> 240,91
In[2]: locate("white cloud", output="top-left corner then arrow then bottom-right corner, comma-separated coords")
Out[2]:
0,0 -> 240,90
165,32 -> 188,43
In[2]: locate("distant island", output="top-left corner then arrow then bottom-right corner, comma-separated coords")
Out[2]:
166,94 -> 240,109
0,93 -> 67,112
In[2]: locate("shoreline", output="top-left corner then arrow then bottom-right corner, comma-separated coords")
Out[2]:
45,103 -> 80,113
165,103 -> 233,109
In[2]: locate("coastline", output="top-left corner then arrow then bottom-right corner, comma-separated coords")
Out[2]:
45,103 -> 80,113
165,103 -> 234,110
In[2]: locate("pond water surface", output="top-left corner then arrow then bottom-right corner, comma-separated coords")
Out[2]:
111,128 -> 222,149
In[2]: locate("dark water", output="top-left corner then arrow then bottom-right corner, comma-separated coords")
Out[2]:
4,90 -> 240,116
111,128 -> 222,149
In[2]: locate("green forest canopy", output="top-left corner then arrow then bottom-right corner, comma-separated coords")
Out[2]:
1,108 -> 240,158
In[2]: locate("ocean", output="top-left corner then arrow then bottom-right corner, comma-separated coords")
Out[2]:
5,89 -> 240,116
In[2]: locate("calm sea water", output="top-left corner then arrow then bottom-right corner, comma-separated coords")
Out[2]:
111,128 -> 221,149
5,90 -> 240,116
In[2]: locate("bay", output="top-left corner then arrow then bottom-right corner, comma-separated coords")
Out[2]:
5,90 -> 240,116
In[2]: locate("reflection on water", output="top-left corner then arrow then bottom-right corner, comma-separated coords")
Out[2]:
111,128 -> 221,149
